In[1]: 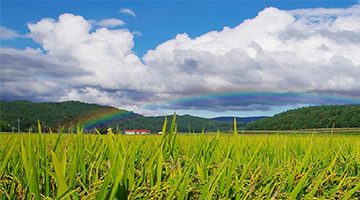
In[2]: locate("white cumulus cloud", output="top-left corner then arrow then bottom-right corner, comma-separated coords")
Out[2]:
1,4 -> 360,114
27,13 -> 146,90
143,6 -> 360,98
1,13 -> 149,110
0,26 -> 20,40
119,8 -> 136,17
96,18 -> 125,27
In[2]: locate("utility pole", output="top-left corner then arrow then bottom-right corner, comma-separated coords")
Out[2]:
18,118 -> 20,133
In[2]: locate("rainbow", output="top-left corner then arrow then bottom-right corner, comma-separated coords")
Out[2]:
74,108 -> 137,130
146,92 -> 360,110
69,92 -> 360,130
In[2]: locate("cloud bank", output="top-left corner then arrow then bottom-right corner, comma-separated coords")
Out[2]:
0,26 -> 20,40
1,4 -> 360,115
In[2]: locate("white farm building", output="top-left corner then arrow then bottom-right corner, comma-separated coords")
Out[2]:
124,129 -> 151,135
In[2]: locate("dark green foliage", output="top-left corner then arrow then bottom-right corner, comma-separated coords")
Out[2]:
211,116 -> 268,123
124,114 -> 238,133
92,114 -> 236,133
0,100 -> 113,132
0,100 -> 235,133
247,105 -> 360,130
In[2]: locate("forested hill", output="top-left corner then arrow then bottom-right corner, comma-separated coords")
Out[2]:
211,116 -> 268,123
247,105 -> 360,130
0,100 -> 235,133
0,100 -> 130,132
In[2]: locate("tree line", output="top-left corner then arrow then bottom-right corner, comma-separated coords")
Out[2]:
247,104 -> 360,130
0,100 -> 236,133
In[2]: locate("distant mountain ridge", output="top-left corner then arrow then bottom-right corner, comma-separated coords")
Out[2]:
211,116 -> 268,123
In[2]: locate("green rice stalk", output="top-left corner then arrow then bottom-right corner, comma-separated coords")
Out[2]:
77,126 -> 87,187
289,170 -> 310,199
127,145 -> 136,190
242,165 -> 263,199
53,127 -> 64,152
21,139 -> 41,200
342,180 -> 360,200
0,136 -> 17,178
156,146 -> 163,190
331,172 -> 348,197
178,167 -> 191,200
51,149 -> 69,199
204,159 -> 228,199
234,117 -> 237,136
287,139 -> 313,192
166,156 -> 195,200
239,137 -> 265,182
161,116 -> 168,139
109,150 -> 128,200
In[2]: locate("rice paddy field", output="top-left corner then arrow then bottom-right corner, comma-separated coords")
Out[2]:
1,117 -> 360,199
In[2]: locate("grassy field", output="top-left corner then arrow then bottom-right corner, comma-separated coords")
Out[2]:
1,117 -> 360,199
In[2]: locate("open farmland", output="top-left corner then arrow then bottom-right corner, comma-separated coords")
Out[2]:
1,118 -> 360,199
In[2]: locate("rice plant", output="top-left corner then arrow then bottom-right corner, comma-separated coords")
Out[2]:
0,114 -> 359,199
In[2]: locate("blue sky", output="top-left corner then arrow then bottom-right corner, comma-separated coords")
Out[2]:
2,1 -> 358,56
1,1 -> 360,117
